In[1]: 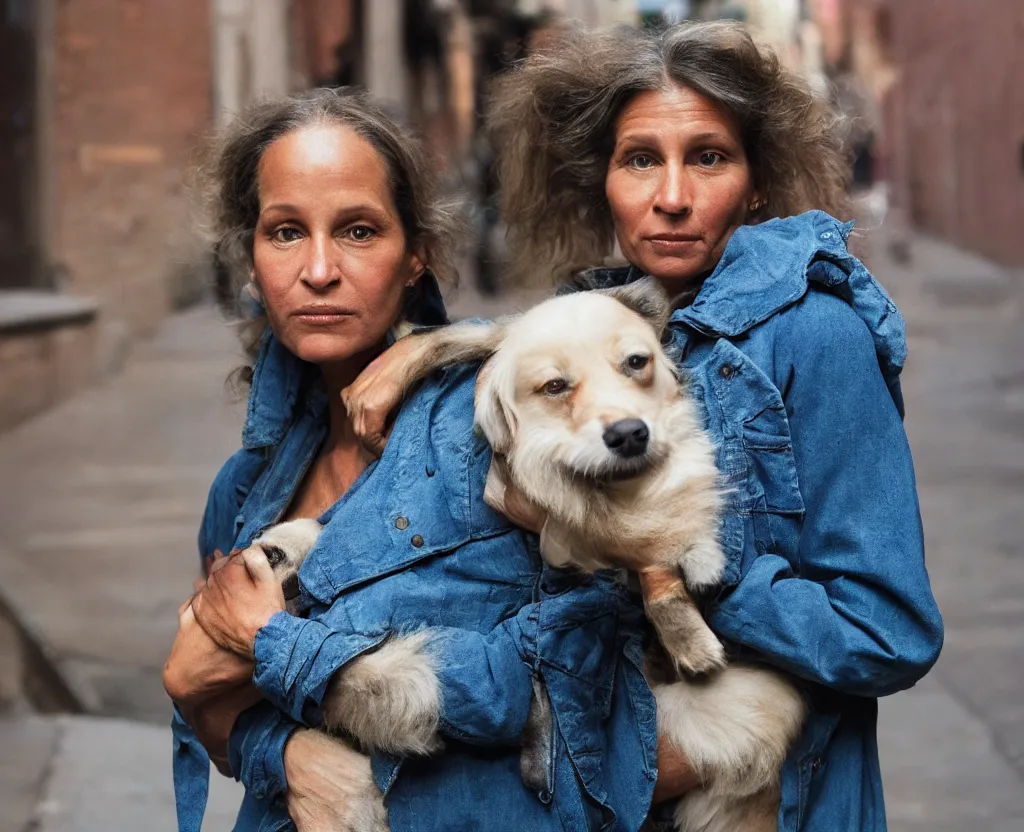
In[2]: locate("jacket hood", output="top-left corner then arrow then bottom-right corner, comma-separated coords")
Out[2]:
571,211 -> 906,381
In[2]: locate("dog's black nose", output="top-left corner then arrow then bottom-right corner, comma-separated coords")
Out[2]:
603,419 -> 650,457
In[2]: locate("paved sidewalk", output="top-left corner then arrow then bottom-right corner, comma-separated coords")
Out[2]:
0,714 -> 242,832
0,238 -> 1022,827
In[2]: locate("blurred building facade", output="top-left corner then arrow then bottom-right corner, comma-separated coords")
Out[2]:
688,0 -> 1024,267
885,0 -> 1024,266
0,0 -> 213,430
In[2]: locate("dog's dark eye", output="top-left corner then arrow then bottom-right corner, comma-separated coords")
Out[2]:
626,354 -> 651,371
261,544 -> 287,568
542,379 -> 568,396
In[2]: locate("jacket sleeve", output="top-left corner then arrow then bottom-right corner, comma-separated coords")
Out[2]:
197,448 -> 268,567
708,290 -> 944,697
247,596 -> 538,745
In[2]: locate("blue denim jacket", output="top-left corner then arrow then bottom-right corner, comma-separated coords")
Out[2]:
171,306 -> 657,830
567,211 -> 943,831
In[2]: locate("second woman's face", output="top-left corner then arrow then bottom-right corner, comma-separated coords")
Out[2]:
605,84 -> 758,294
252,124 -> 423,371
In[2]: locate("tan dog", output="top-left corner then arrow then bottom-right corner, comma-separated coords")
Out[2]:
340,279 -> 806,832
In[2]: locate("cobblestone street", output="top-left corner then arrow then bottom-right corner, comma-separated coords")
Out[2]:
1,233 -> 1022,830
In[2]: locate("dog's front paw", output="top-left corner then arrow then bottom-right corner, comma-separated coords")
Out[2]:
644,590 -> 727,678
669,626 -> 727,677
322,631 -> 443,756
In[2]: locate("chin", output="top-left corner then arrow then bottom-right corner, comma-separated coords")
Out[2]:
292,331 -> 377,366
638,255 -> 707,288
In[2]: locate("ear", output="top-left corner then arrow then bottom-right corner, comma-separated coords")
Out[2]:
407,249 -> 427,287
599,277 -> 671,334
474,357 -> 516,454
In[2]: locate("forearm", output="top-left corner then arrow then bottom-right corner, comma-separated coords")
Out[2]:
163,604 -> 254,706
653,733 -> 702,803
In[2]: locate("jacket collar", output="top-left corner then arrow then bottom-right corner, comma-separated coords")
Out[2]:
573,211 -> 905,378
241,273 -> 450,451
675,211 -> 857,337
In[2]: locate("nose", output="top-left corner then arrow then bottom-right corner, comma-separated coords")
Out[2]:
654,163 -> 692,216
603,419 -> 650,458
302,236 -> 339,290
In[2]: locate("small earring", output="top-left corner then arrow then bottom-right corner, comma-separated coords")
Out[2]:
750,198 -> 764,213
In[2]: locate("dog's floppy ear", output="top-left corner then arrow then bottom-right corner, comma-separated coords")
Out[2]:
600,277 -> 671,334
474,357 -> 516,454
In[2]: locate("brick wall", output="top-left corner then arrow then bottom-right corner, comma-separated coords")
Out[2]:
53,0 -> 213,337
887,0 -> 1024,265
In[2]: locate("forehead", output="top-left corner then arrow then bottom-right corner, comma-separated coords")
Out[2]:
508,294 -> 657,360
257,124 -> 391,203
613,84 -> 740,144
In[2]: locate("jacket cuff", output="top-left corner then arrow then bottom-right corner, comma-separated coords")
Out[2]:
253,610 -> 388,723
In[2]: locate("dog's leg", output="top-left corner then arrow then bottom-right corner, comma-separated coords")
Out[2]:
285,729 -> 390,832
321,631 -> 444,757
654,665 -> 805,806
639,567 -> 726,676
343,320 -> 509,454
672,784 -> 780,832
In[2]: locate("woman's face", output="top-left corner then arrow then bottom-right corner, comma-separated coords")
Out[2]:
252,124 -> 423,371
605,84 -> 759,294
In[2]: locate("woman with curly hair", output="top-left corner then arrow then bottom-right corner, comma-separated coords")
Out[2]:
351,20 -> 943,831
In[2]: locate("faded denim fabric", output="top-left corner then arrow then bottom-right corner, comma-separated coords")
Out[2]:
172,279 -> 657,832
566,211 -> 943,831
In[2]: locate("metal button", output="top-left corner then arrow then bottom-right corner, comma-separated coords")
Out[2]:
411,534 -> 424,548
821,231 -> 833,240
811,757 -> 823,773
395,516 -> 409,530
719,365 -> 734,379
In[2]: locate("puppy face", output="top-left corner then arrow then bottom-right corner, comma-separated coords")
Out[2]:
477,290 -> 681,491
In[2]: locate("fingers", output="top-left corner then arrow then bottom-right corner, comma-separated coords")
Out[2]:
240,546 -> 277,585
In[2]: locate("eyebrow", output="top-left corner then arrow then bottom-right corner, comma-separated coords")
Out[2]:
259,202 -> 388,220
615,130 -> 734,146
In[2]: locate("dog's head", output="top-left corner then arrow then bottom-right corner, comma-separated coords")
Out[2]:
251,518 -> 323,577
476,278 -> 683,494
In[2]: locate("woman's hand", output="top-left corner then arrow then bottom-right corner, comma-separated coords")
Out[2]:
164,592 -> 255,703
653,733 -> 702,803
164,585 -> 261,769
191,547 -> 286,659
284,729 -> 389,832
343,335 -> 430,457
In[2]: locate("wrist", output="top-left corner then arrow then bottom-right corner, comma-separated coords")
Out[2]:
247,606 -> 284,658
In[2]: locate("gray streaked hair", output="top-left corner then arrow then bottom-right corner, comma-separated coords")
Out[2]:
190,87 -> 464,382
488,21 -> 853,283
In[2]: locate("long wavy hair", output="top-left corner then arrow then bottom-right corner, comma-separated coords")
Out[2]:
191,87 -> 463,382
488,21 -> 853,283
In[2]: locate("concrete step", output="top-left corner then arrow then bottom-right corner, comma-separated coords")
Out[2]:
0,291 -> 100,433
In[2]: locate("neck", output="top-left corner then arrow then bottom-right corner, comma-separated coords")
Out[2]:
319,341 -> 385,446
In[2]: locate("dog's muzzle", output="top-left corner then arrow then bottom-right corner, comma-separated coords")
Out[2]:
603,419 -> 650,458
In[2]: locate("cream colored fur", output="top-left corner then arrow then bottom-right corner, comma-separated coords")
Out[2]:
654,667 -> 806,832
284,729 -> 389,832
353,279 -> 807,831
320,630 -> 443,756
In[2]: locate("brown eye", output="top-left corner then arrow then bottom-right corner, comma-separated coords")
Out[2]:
542,379 -> 568,396
626,354 -> 651,371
